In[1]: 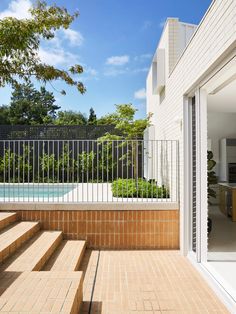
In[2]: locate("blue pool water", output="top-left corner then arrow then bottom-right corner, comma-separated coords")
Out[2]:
0,185 -> 75,198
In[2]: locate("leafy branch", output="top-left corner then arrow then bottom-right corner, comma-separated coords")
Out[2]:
0,1 -> 85,95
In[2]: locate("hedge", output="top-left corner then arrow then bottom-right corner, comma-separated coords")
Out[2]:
111,178 -> 169,198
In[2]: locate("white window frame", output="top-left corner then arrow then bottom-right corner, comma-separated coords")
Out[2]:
183,90 -> 208,262
196,88 -> 208,263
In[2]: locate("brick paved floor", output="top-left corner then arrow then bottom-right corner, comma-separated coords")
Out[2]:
80,250 -> 229,314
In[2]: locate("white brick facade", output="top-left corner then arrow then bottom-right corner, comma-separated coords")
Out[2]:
146,0 -> 236,252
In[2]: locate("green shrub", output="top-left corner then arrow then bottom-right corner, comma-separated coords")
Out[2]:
0,146 -> 32,182
111,178 -> 169,198
77,151 -> 97,181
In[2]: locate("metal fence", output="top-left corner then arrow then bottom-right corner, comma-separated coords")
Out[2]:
0,125 -> 117,140
0,140 -> 179,203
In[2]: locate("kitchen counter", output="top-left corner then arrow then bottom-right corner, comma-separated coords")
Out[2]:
218,182 -> 236,189
218,183 -> 236,221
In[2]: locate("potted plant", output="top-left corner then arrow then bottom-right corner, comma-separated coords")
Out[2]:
207,150 -> 217,233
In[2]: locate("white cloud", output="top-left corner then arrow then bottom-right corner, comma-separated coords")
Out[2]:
0,0 -> 89,84
104,67 -> 149,77
62,28 -> 84,47
104,68 -> 128,77
38,48 -> 64,66
134,88 -> 146,100
106,55 -> 130,66
81,66 -> 99,81
0,0 -> 32,19
0,1 -> 84,47
39,47 -> 97,81
38,47 -> 80,67
85,67 -> 98,76
38,29 -> 84,68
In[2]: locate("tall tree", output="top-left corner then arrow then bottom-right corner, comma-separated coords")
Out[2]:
98,104 -> 152,178
98,104 -> 152,139
8,83 -> 60,125
55,110 -> 87,125
0,105 -> 10,124
0,1 -> 85,95
97,114 -> 117,125
88,107 -> 97,125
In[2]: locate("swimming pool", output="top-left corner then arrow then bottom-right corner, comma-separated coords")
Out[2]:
0,183 -> 171,203
0,184 -> 76,200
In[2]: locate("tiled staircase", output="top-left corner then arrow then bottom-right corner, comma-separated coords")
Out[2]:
0,212 -> 86,313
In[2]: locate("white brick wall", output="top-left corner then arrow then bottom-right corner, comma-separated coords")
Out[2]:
146,0 -> 236,251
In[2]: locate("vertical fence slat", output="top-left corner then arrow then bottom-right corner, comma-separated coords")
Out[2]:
92,140 -> 94,202
97,141 -> 99,202
0,139 -> 179,204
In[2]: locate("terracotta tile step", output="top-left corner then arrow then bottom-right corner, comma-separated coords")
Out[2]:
0,212 -> 17,231
0,221 -> 40,264
43,240 -> 86,271
1,231 -> 63,272
0,271 -> 83,313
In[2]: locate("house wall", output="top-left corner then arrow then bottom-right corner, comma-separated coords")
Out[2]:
146,0 -> 236,252
147,19 -> 196,128
208,112 -> 236,176
146,19 -> 196,197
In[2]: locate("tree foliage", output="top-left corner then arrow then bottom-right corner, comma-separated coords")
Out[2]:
97,114 -> 117,126
98,104 -> 152,178
88,107 -> 97,125
0,105 -> 10,124
7,83 -> 60,125
0,1 -> 85,95
55,110 -> 87,125
98,104 -> 152,139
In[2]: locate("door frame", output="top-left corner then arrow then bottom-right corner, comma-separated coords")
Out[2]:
196,88 -> 208,263
184,55 -> 236,262
183,53 -> 236,312
183,89 -> 208,262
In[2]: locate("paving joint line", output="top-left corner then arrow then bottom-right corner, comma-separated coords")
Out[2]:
88,249 -> 101,314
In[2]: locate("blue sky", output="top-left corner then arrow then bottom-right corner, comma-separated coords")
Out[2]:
0,0 -> 212,119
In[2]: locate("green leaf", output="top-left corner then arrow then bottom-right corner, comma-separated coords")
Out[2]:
0,1 -> 85,94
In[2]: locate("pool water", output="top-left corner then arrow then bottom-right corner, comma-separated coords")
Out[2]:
0,185 -> 75,199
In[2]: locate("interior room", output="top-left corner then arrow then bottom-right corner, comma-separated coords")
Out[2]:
207,77 -> 236,298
